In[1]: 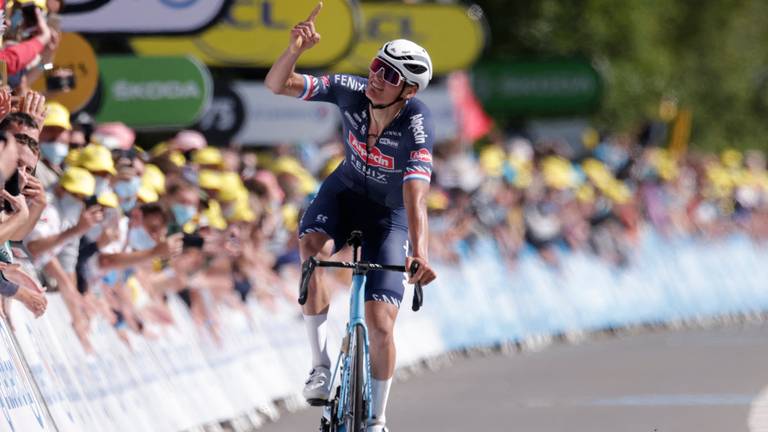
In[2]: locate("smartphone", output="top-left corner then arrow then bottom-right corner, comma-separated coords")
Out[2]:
182,233 -> 205,250
21,3 -> 38,28
46,71 -> 76,92
83,195 -> 100,209
3,170 -> 21,213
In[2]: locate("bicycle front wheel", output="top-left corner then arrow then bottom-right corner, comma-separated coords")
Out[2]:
345,324 -> 367,432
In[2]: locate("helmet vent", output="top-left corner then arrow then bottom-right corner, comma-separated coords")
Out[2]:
404,63 -> 428,74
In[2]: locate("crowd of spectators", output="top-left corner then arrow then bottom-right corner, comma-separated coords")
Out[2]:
428,129 -> 768,269
1,0 -> 767,354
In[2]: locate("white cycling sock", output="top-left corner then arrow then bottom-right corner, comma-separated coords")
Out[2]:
370,377 -> 392,425
304,313 -> 331,369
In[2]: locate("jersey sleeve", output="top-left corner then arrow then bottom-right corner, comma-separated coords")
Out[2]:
296,74 -> 366,106
403,108 -> 435,183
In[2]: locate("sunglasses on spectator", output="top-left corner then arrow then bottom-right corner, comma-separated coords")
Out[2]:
369,57 -> 403,87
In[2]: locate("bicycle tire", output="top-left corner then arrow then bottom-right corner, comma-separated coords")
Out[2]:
345,324 -> 367,432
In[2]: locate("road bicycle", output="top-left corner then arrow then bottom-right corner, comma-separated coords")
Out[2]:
299,230 -> 423,432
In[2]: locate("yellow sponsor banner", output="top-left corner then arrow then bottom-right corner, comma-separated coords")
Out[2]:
32,33 -> 99,112
332,3 -> 486,75
130,0 -> 359,68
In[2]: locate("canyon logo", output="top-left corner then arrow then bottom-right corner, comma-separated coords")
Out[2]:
348,132 -> 394,170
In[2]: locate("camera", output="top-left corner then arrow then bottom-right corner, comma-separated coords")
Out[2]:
182,232 -> 205,250
20,2 -> 39,28
83,195 -> 100,209
46,68 -> 76,92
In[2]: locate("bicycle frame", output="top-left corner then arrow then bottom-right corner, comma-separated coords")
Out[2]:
299,230 -> 423,431
332,270 -> 373,425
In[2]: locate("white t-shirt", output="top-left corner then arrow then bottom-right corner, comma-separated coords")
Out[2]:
24,194 -> 80,267
85,214 -> 130,289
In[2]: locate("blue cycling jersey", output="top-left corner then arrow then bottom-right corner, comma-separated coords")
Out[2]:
297,73 -> 435,209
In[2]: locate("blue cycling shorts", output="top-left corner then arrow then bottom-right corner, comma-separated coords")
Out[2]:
299,174 -> 409,308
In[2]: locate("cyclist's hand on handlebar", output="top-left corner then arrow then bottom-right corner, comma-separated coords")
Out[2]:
406,256 -> 437,286
290,1 -> 323,53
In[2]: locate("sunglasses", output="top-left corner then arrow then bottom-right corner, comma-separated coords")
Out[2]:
369,57 -> 403,87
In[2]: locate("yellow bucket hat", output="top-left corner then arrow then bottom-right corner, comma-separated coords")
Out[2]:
78,145 -> 116,175
43,102 -> 72,130
142,164 -> 166,194
60,167 -> 95,197
198,169 -> 223,190
97,191 -> 119,208
193,147 -> 223,167
137,184 -> 159,203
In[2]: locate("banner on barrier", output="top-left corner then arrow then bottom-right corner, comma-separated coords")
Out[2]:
94,56 -> 213,129
194,82 -> 247,145
61,0 -> 232,35
232,81 -> 340,145
472,60 -> 603,115
331,3 -> 487,76
130,0 -> 359,68
196,79 -> 456,145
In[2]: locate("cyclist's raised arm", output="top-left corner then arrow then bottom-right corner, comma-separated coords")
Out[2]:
265,2 -> 323,97
403,105 -> 437,286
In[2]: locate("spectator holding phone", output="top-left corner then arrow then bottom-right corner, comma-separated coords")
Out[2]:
0,131 -> 46,316
1,3 -> 55,76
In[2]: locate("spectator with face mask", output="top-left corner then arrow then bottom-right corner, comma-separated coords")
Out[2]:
36,102 -> 71,190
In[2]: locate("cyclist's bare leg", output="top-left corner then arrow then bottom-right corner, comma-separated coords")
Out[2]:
366,301 -> 398,425
365,301 -> 399,378
300,232 -> 335,315
300,232 -> 335,371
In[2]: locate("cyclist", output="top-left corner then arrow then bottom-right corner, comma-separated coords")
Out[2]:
266,4 -> 437,431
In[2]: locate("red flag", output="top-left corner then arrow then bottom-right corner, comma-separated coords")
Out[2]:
448,71 -> 494,141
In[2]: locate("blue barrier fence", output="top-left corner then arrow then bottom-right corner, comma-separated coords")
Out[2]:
426,229 -> 768,351
0,227 -> 766,431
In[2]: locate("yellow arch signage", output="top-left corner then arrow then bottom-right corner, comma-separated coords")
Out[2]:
332,3 -> 486,75
130,0 -> 359,68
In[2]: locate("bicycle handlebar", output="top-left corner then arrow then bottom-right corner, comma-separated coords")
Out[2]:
299,257 -> 424,312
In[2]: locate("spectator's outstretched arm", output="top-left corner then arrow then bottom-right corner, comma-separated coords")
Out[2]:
97,233 -> 182,270
0,8 -> 53,76
0,263 -> 46,317
26,206 -> 101,259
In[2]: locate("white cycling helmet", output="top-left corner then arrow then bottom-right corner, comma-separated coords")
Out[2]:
376,39 -> 433,92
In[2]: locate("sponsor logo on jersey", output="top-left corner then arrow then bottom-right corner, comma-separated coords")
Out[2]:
344,111 -> 359,129
348,132 -> 394,170
409,148 -> 432,163
335,75 -> 366,92
409,113 -> 428,145
379,137 -> 399,148
321,75 -> 331,87
350,158 -> 388,183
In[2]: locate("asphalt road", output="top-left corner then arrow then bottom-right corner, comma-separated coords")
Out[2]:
259,322 -> 768,432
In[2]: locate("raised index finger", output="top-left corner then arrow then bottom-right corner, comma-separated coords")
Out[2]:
307,1 -> 323,22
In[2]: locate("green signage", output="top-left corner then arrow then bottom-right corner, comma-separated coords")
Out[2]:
95,56 -> 212,129
472,60 -> 602,116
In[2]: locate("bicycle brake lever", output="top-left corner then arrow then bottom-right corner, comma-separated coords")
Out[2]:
409,261 -> 423,312
299,257 -> 317,306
